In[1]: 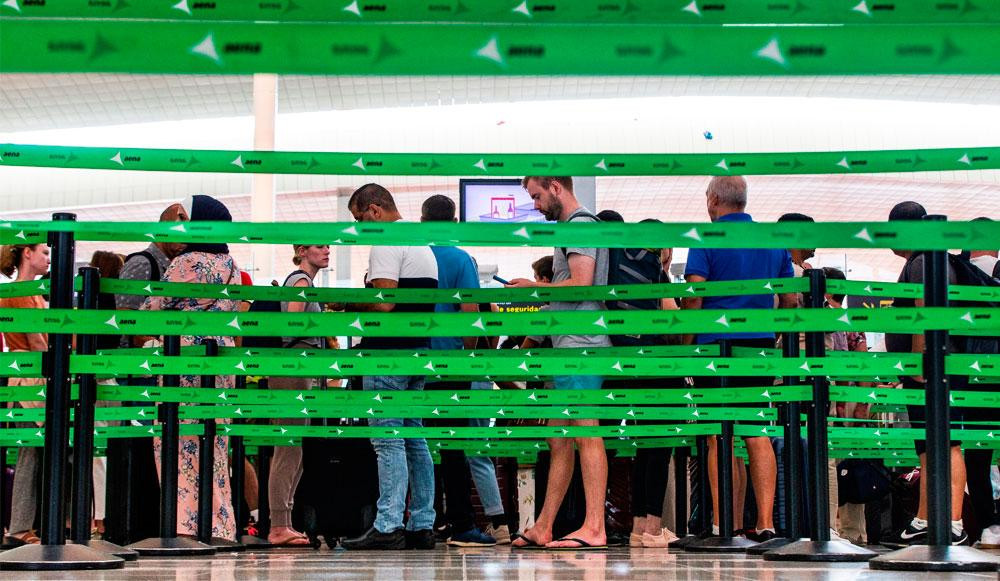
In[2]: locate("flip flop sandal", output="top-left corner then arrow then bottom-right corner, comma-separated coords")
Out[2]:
510,532 -> 547,550
547,537 -> 608,551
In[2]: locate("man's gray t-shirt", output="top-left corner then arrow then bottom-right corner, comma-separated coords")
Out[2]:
549,208 -> 611,349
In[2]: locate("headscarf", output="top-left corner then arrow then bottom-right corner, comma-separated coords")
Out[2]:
179,194 -> 232,255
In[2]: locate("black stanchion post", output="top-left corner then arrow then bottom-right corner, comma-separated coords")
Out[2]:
871,215 -> 1000,571
688,340 -> 756,552
255,377 -> 273,541
0,214 -> 124,570
674,446 -> 688,538
766,269 -> 875,562
197,340 -> 243,552
230,375 -> 270,549
672,435 -> 712,548
68,267 -> 137,561
749,331 -> 804,555
127,336 -> 215,556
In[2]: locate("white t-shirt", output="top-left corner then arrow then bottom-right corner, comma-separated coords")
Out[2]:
971,254 -> 999,278
365,245 -> 438,349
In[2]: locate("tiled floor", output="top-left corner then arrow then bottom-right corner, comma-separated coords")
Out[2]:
4,546 -> 999,581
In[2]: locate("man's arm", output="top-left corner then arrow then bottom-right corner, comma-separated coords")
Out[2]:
680,274 -> 706,345
348,278 -> 397,313
778,293 -> 799,309
460,302 -> 479,349
506,253 -> 596,288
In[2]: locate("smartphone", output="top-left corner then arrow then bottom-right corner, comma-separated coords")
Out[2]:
493,275 -> 511,285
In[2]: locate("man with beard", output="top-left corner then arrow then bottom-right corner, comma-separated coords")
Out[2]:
506,176 -> 610,550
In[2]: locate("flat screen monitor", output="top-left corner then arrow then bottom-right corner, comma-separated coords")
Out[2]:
459,179 -> 548,223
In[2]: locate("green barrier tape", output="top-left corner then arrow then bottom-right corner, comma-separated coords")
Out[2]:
0,279 -> 51,299
0,352 -> 44,377
70,352 -> 922,378
4,144 -> 1000,177
5,0 -> 998,24
91,385 -> 810,407
4,219 -> 998,250
98,345 -> 719,360
3,21 -> 1000,76
2,305 -> 997,338
93,276 -> 808,303
3,403 -> 776,423
826,279 -> 1000,303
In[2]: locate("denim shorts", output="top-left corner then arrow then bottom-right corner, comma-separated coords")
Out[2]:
553,375 -> 604,390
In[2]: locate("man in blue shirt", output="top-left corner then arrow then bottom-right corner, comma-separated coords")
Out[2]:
422,195 -> 497,547
682,176 -> 797,543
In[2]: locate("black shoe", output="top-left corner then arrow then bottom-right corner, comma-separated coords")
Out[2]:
405,529 -> 436,550
883,521 -> 928,549
951,528 -> 969,546
341,527 -> 406,550
745,529 -> 776,543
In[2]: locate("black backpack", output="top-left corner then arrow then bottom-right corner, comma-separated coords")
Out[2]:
946,252 -> 1000,357
559,211 -> 664,347
242,270 -> 306,349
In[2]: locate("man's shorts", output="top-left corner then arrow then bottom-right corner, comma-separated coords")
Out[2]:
695,337 -> 776,427
553,375 -> 604,390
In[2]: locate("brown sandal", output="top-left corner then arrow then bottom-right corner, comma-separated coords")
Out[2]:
4,530 -> 41,547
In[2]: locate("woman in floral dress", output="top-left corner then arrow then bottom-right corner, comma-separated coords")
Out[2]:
142,194 -> 240,540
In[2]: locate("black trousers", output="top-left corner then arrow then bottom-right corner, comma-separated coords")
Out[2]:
426,381 -> 477,533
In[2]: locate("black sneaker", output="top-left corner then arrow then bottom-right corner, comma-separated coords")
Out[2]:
951,528 -> 969,546
405,529 -> 436,550
745,529 -> 776,543
341,527 -> 406,550
883,522 -> 928,548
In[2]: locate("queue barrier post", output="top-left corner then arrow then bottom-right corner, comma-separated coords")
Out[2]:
765,269 -> 876,562
687,340 -> 757,553
0,213 -> 124,571
871,215 -> 1000,571
230,374 -> 272,549
68,267 -> 137,561
127,335 -> 216,556
197,339 -> 244,552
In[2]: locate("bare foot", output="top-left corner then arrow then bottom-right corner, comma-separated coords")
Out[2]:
511,526 -> 552,548
268,527 -> 311,546
546,526 -> 606,549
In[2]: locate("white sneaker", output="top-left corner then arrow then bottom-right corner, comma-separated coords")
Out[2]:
829,528 -> 850,544
976,524 -> 1000,549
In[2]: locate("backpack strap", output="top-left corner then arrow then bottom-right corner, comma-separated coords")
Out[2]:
125,250 -> 160,282
993,259 -> 1000,280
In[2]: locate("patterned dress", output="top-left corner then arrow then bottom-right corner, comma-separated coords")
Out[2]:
141,251 -> 240,540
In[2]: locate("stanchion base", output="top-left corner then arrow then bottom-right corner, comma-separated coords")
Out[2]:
0,543 -> 125,571
210,537 -> 246,552
763,539 -> 876,562
869,545 -> 1000,572
240,535 -> 275,549
668,535 -> 701,549
70,539 -> 139,561
685,536 -> 758,553
745,537 -> 804,556
126,536 -> 217,557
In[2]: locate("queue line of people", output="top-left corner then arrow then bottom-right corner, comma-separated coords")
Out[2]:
1,178 -> 998,552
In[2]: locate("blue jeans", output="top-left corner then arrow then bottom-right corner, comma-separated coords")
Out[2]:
363,375 -> 436,533
467,381 -> 504,517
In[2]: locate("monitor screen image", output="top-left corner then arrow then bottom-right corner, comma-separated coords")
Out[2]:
459,179 -> 550,223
